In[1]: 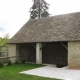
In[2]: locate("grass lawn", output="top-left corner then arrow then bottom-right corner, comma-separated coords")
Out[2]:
0,63 -> 60,80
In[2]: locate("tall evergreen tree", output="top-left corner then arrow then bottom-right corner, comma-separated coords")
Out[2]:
30,0 -> 50,19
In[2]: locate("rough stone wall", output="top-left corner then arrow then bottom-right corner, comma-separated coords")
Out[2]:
68,42 -> 80,68
8,44 -> 17,63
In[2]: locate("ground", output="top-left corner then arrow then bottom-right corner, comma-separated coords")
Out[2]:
0,63 -> 60,80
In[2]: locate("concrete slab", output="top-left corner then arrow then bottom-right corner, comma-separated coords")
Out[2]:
20,65 -> 80,80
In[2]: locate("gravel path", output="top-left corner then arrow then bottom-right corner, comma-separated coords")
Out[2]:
20,65 -> 80,80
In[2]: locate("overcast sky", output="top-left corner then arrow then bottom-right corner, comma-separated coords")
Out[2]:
0,0 -> 80,38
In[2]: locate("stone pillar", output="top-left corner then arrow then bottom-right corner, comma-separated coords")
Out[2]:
16,45 -> 19,60
68,42 -> 80,68
36,43 -> 42,64
8,44 -> 17,63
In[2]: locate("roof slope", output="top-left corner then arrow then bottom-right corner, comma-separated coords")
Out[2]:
9,12 -> 80,43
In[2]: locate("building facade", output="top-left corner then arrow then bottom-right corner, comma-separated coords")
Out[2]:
8,12 -> 80,68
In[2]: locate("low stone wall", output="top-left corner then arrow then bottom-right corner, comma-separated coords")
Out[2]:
68,42 -> 80,68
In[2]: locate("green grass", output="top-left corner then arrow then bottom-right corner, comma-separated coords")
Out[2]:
0,63 -> 60,80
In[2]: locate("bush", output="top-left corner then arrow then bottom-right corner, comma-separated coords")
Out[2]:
15,60 -> 19,65
7,59 -> 12,66
21,59 -> 25,64
0,61 -> 3,67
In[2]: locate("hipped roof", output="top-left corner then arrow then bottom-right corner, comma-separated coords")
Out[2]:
8,12 -> 80,43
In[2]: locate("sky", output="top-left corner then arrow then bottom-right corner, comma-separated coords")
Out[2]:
0,0 -> 80,38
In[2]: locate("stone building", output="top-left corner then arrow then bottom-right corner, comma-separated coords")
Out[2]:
8,12 -> 80,68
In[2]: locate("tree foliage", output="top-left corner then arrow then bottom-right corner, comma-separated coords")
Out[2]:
0,34 -> 9,47
30,0 -> 50,19
0,27 -> 9,47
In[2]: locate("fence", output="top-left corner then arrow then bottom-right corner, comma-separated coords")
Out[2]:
0,55 -> 22,63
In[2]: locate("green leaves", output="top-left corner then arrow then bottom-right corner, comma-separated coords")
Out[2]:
0,34 -> 9,47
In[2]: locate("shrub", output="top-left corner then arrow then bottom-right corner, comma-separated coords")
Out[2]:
7,59 -> 12,66
15,60 -> 19,65
0,61 -> 3,67
21,59 -> 25,64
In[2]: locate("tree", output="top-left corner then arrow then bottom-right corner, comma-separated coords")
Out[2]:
0,34 -> 9,47
0,28 -> 9,58
0,27 -> 9,47
30,0 -> 50,19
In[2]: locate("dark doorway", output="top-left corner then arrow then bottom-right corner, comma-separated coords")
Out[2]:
19,43 -> 36,63
42,42 -> 68,66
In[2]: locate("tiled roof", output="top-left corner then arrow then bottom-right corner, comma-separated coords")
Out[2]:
8,12 -> 80,43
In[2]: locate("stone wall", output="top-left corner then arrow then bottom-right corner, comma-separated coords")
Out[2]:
8,44 -> 17,63
68,42 -> 80,68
